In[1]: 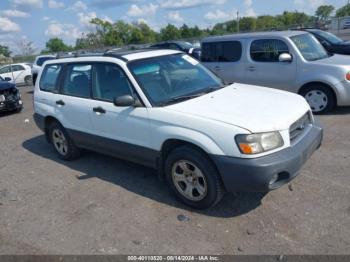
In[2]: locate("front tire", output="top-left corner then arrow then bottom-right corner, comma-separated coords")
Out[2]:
48,122 -> 80,160
300,85 -> 335,114
165,146 -> 224,209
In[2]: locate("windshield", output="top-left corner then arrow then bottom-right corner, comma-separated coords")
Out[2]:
291,34 -> 329,61
128,54 -> 224,106
314,30 -> 343,44
0,76 -> 3,81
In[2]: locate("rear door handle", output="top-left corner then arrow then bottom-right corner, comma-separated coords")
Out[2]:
93,106 -> 106,114
214,66 -> 222,70
247,66 -> 256,72
56,100 -> 65,106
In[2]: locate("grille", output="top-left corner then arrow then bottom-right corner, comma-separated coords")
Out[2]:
0,88 -> 17,101
289,112 -> 312,143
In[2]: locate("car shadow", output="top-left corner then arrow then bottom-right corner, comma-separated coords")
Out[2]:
328,106 -> 350,115
22,135 -> 267,218
0,110 -> 19,117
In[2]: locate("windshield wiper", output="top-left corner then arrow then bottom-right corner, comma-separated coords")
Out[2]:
203,84 -> 226,94
159,94 -> 203,106
158,85 -> 226,106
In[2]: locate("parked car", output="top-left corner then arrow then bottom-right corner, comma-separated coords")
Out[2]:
299,28 -> 350,55
201,31 -> 350,114
0,76 -> 23,113
0,63 -> 32,86
150,41 -> 201,60
33,49 -> 322,209
343,21 -> 350,29
32,55 -> 56,85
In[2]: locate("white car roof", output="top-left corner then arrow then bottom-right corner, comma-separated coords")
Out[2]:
36,55 -> 55,58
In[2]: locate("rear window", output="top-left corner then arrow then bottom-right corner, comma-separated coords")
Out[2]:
62,64 -> 92,98
39,64 -> 62,92
36,57 -> 55,66
201,41 -> 242,62
250,39 -> 289,62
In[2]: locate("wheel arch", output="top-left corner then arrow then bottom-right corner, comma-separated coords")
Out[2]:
44,116 -> 61,143
157,138 -> 220,182
298,81 -> 337,105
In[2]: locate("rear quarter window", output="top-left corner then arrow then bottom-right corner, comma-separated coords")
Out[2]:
39,64 -> 62,92
201,41 -> 242,62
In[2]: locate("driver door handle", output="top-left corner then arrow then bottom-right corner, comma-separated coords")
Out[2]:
247,66 -> 256,72
93,106 -> 106,114
56,100 -> 65,106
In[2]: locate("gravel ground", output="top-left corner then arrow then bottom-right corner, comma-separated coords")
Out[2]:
0,85 -> 349,255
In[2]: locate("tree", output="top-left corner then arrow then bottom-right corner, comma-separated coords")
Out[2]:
160,24 -> 181,41
45,38 -> 72,53
180,24 -> 193,39
75,32 -> 103,49
336,4 -> 350,17
239,17 -> 256,32
316,5 -> 335,21
16,39 -> 35,56
0,44 -> 11,57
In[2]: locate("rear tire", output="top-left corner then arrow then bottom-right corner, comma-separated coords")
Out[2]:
300,85 -> 335,114
24,75 -> 32,86
48,122 -> 80,161
32,74 -> 37,86
165,146 -> 224,209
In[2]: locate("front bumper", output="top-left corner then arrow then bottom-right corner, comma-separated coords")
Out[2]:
334,81 -> 350,106
211,124 -> 323,192
0,99 -> 22,112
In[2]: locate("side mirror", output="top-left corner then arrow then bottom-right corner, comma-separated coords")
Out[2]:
113,95 -> 142,107
279,53 -> 292,63
4,77 -> 11,81
321,40 -> 330,47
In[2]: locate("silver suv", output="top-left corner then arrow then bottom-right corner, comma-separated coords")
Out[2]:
202,31 -> 350,113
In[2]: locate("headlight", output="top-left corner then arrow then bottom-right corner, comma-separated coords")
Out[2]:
235,132 -> 284,155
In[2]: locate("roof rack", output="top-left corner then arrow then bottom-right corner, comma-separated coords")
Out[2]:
54,45 -> 153,60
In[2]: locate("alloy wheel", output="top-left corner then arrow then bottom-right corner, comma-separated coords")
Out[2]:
171,160 -> 208,201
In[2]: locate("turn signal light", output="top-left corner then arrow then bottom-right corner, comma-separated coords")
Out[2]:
346,72 -> 350,81
238,143 -> 254,154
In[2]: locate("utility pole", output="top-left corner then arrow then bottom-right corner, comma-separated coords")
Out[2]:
237,10 -> 240,33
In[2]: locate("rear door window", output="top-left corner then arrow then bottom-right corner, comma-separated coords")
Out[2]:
250,39 -> 289,62
62,64 -> 92,98
201,41 -> 242,62
39,64 -> 62,92
12,65 -> 25,71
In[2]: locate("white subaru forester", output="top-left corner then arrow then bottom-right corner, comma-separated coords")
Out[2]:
33,49 -> 323,209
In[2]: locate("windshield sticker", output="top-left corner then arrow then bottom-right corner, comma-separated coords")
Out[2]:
182,55 -> 199,66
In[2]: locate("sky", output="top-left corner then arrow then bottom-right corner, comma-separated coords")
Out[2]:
0,0 -> 347,54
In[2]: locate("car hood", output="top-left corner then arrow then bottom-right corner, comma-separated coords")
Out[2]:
165,84 -> 310,133
0,81 -> 15,91
337,41 -> 350,46
315,54 -> 350,66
